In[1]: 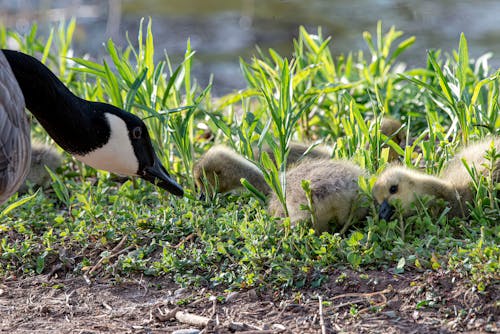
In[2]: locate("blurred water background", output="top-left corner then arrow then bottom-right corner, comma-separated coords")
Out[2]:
1,0 -> 500,95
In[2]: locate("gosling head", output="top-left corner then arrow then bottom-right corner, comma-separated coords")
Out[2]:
372,166 -> 423,220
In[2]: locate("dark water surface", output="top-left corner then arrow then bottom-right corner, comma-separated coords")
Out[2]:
2,0 -> 500,95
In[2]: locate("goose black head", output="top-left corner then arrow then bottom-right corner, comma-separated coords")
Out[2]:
74,103 -> 184,197
1,49 -> 183,197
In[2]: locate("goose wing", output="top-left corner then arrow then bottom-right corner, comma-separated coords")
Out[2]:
0,51 -> 31,205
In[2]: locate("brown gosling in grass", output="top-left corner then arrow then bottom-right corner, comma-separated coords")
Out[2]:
268,158 -> 368,233
18,141 -> 63,193
194,147 -> 368,233
372,137 -> 500,220
378,117 -> 407,162
193,145 -> 271,196
193,142 -> 329,196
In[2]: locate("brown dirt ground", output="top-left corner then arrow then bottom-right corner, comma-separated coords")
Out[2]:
0,269 -> 498,334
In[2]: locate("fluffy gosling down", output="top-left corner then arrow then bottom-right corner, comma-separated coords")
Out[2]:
193,142 -> 329,196
193,145 -> 271,196
268,158 -> 368,233
372,137 -> 500,220
18,142 -> 63,193
194,145 -> 367,233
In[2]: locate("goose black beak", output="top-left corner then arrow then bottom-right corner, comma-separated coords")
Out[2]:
142,156 -> 184,197
379,200 -> 394,221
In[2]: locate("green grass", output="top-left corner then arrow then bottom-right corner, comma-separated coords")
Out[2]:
0,19 -> 498,291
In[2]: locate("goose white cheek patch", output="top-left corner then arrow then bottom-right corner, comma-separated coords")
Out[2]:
75,113 -> 139,176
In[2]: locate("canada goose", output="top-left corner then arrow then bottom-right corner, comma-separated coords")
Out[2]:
194,142 -> 329,196
372,137 -> 500,220
0,49 -> 183,205
17,141 -> 62,193
268,158 -> 368,233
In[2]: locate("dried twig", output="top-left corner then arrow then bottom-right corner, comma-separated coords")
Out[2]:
318,295 -> 326,334
154,306 -> 211,327
175,310 -> 211,326
210,295 -> 219,326
83,274 -> 91,286
102,301 -> 113,311
174,233 -> 195,248
328,288 -> 392,313
330,287 -> 392,301
154,306 -> 180,322
87,236 -> 132,276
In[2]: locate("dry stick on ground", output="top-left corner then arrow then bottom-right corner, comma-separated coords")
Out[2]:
328,288 -> 391,311
154,306 -> 211,327
176,311 -> 211,326
330,288 -> 392,301
210,295 -> 220,327
85,236 -> 132,279
318,295 -> 326,334
174,233 -> 195,248
153,306 -> 180,322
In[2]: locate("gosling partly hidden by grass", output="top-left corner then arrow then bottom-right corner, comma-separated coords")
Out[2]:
194,143 -> 330,196
373,137 -> 500,220
195,136 -> 499,231
18,141 -> 63,193
194,143 -> 367,233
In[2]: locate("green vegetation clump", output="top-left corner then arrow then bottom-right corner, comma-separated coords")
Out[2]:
0,19 -> 498,291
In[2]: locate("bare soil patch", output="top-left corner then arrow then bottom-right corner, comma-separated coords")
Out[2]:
0,269 -> 497,333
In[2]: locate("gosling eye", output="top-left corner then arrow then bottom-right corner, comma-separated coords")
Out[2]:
389,184 -> 398,194
132,126 -> 142,139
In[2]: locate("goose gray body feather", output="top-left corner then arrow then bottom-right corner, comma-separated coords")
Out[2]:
0,51 -> 31,204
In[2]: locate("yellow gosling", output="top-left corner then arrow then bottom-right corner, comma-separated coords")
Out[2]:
373,137 -> 500,219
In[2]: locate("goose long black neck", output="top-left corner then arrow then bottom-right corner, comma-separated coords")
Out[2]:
2,49 -> 110,155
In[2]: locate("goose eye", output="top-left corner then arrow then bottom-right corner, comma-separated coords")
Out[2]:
389,185 -> 398,194
132,127 -> 142,139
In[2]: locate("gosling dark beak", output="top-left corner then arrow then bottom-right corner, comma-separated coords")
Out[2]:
142,156 -> 184,197
379,200 -> 394,221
